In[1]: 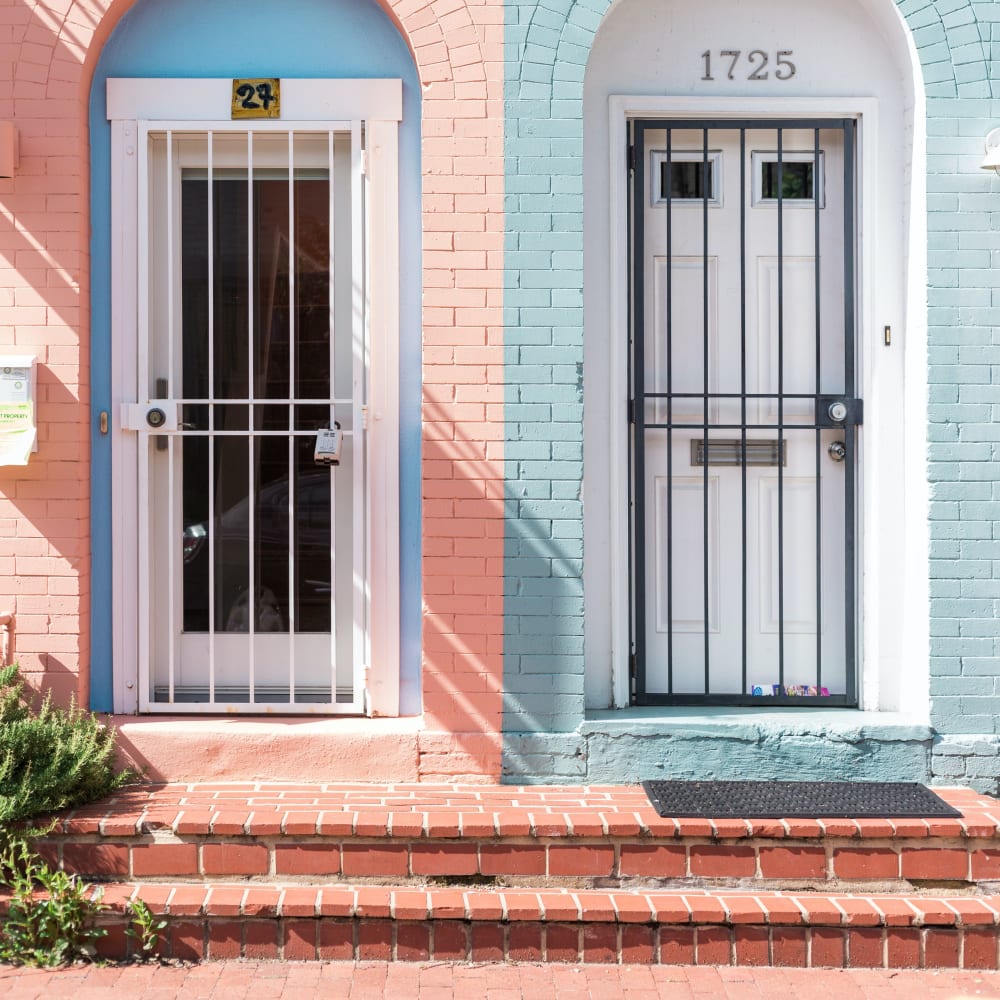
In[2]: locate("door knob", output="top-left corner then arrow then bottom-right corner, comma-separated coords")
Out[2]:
828,441 -> 846,463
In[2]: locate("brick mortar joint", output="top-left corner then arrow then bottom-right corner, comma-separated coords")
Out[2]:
77,906 -> 1000,930
52,830 -> 1000,846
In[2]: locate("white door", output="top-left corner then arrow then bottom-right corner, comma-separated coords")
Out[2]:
109,80 -> 402,717
131,125 -> 365,711
633,121 -> 858,703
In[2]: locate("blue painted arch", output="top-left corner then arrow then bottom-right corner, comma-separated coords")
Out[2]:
89,0 -> 422,715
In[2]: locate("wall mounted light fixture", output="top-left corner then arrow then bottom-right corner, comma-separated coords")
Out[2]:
981,128 -> 1000,174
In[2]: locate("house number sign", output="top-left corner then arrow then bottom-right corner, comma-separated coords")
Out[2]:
231,78 -> 280,119
701,50 -> 796,81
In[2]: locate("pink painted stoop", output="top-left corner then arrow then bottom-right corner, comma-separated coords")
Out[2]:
18,784 -> 1000,968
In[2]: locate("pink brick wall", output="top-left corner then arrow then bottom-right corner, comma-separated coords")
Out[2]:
0,0 -> 99,706
0,0 -> 504,780
412,0 -> 504,781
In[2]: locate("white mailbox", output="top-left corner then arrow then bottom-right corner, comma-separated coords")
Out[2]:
0,355 -> 37,464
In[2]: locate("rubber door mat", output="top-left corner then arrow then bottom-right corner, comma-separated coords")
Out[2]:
641,780 -> 962,818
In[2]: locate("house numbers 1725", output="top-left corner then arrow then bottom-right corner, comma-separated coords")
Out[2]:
701,50 -> 796,81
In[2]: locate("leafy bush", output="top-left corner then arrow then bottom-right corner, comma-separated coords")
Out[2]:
0,831 -> 107,966
0,663 -> 134,827
0,665 -> 145,966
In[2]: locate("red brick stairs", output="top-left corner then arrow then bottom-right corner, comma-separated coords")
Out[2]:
17,783 -> 1000,967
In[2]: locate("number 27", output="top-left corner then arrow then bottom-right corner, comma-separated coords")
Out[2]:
236,82 -> 276,110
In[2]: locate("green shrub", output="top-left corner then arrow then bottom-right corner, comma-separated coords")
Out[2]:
0,663 -> 134,827
0,665 -> 142,966
0,831 -> 107,966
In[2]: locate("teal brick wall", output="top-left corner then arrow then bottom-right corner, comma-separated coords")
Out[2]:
503,0 -> 1000,791
926,90 -> 1000,750
503,0 -> 590,737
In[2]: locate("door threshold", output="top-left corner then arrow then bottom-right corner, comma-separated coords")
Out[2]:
104,713 -> 422,783
581,706 -> 932,740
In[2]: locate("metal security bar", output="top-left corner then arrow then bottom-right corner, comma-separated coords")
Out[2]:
629,118 -> 859,707
136,123 -> 367,714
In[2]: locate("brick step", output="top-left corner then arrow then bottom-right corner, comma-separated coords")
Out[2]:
40,784 -> 1000,890
12,883 -> 1000,968
39,830 -> 1000,890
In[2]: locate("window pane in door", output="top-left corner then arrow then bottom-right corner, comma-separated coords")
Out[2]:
761,160 -> 813,200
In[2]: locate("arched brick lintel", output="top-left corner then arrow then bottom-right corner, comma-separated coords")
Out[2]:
22,0 -> 486,97
512,0 -> 995,100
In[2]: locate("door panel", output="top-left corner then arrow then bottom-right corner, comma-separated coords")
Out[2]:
651,256 -> 719,416
631,120 -> 859,705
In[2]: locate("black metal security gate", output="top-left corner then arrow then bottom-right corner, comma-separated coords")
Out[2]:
629,118 -> 860,706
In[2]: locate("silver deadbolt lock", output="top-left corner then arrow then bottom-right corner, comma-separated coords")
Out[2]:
828,441 -> 846,463
827,400 -> 848,423
146,407 -> 167,429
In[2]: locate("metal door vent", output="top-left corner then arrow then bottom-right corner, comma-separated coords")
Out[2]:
690,439 -> 786,467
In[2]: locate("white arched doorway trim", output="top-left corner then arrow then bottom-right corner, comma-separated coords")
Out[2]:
584,0 -> 928,716
603,95 -> 899,710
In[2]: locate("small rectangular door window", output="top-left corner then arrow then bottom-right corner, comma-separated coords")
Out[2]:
752,150 -> 826,206
651,150 -> 722,205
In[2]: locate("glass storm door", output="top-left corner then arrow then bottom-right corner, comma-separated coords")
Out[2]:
630,119 -> 860,706
132,126 -> 366,712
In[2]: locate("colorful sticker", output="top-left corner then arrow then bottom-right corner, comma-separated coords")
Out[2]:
750,683 -> 830,697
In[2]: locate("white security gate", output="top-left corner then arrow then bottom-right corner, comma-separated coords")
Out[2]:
630,119 -> 860,705
109,81 -> 401,714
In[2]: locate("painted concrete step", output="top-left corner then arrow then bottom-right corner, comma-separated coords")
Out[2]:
7,883 -> 999,968
40,783 -> 1000,890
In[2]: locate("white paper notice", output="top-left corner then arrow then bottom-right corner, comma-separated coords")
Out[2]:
0,366 -> 30,403
0,401 -> 36,465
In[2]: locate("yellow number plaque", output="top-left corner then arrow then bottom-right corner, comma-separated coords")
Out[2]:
232,79 -> 280,120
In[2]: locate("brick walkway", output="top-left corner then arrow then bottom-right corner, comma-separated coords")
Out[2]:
3,962 -> 1000,998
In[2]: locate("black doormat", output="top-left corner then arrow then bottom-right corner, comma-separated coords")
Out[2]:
641,780 -> 962,819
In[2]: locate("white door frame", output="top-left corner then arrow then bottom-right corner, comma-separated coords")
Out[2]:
108,79 -> 402,716
607,95 -> 896,710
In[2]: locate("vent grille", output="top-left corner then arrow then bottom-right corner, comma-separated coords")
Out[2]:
690,439 -> 786,467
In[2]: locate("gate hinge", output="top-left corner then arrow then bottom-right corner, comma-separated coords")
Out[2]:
628,398 -> 635,424
629,653 -> 637,696
361,150 -> 370,178
627,144 -> 635,173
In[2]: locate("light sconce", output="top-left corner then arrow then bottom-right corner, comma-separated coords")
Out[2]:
0,122 -> 18,178
981,128 -> 1000,175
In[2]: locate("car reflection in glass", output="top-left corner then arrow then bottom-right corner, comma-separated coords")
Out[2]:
182,470 -> 332,634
